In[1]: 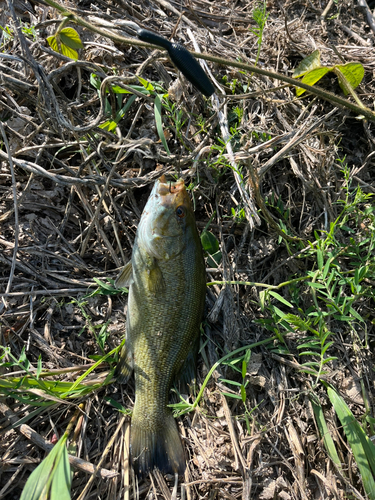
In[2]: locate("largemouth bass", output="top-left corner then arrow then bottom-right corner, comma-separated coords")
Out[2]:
115,175 -> 206,478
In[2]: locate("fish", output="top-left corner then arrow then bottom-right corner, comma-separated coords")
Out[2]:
114,175 -> 206,478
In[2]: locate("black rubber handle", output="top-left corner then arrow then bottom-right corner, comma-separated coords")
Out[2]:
137,29 -> 172,51
168,43 -> 215,97
137,29 -> 215,97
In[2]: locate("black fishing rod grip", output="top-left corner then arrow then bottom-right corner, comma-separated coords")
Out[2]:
137,29 -> 215,97
137,28 -> 172,50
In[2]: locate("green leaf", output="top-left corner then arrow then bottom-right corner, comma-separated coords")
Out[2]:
50,445 -> 72,500
47,33 -> 79,60
220,378 -> 243,387
307,282 -> 326,289
349,307 -> 364,322
47,35 -> 59,52
201,230 -> 220,254
259,290 -> 266,312
111,84 -> 150,95
322,258 -> 332,280
296,67 -> 332,96
268,291 -> 293,308
206,250 -> 222,268
221,391 -> 243,400
99,120 -> 117,132
317,249 -> 323,270
36,355 -> 42,380
241,384 -> 246,403
309,394 -> 342,470
154,94 -> 170,155
137,76 -> 155,92
335,62 -> 364,95
293,50 -> 321,78
59,27 -> 84,50
20,439 -> 61,500
242,359 -> 247,379
327,386 -> 375,498
60,44 -> 78,60
90,73 -> 101,90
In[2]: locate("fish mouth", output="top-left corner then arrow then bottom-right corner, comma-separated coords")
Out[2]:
152,232 -> 180,239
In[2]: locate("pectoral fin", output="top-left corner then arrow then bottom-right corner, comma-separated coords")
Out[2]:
148,263 -> 166,294
115,261 -> 134,289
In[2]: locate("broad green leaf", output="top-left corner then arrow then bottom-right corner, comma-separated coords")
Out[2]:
328,386 -> 375,498
59,27 -> 84,50
90,73 -> 101,90
111,84 -> 150,94
99,120 -> 117,132
201,230 -> 220,254
293,50 -> 321,78
20,440 -> 61,500
60,44 -> 78,60
268,291 -> 293,308
154,94 -> 170,155
335,62 -> 364,95
349,307 -> 364,322
309,394 -> 342,470
47,34 -> 78,60
296,67 -> 332,96
47,35 -> 59,52
207,251 -> 222,268
50,445 -> 72,500
137,76 -> 155,92
273,306 -> 286,319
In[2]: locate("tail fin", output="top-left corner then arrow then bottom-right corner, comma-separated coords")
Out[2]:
131,411 -> 185,478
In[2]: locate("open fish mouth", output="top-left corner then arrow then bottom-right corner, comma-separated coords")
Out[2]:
152,232 -> 180,239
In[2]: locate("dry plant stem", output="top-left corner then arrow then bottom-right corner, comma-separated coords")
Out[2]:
0,402 -> 118,478
211,93 -> 260,229
0,123 -> 19,314
248,162 -> 303,243
123,420 -> 130,500
320,0 -> 335,20
221,394 -> 248,473
76,414 -> 127,500
39,0 -> 375,122
358,0 -> 375,35
0,288 -> 88,298
258,107 -> 338,178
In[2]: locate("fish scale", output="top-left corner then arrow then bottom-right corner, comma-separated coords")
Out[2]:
115,176 -> 206,477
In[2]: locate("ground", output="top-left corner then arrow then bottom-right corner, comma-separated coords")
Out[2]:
1,0 -> 375,499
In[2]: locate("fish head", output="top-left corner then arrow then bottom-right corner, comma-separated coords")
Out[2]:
138,175 -> 195,261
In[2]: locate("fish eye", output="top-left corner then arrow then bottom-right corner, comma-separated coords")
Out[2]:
176,206 -> 185,218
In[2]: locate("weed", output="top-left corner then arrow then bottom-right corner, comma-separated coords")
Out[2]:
250,1 -> 269,67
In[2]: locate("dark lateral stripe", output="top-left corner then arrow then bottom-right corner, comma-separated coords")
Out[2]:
137,29 -> 215,97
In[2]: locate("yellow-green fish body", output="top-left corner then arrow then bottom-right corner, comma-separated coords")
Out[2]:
115,176 -> 206,477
